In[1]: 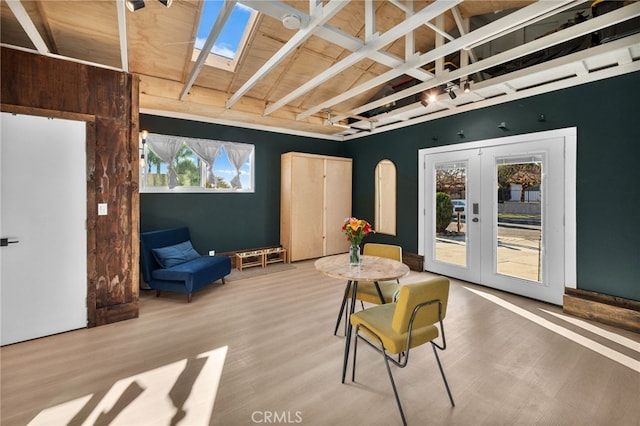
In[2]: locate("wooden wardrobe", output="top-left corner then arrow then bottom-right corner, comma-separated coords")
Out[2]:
281,152 -> 352,262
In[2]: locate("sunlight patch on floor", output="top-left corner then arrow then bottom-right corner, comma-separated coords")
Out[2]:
540,309 -> 640,352
28,346 -> 228,425
463,287 -> 640,373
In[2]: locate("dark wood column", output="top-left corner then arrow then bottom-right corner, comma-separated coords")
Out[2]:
1,47 -> 140,326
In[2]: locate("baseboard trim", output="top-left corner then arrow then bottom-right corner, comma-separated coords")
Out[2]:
403,252 -> 424,272
563,288 -> 640,333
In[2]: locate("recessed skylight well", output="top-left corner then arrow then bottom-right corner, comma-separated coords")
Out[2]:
192,1 -> 257,72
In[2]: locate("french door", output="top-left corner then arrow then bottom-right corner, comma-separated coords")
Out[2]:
418,129 -> 576,305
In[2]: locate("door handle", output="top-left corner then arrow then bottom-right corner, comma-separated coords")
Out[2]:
1,238 -> 19,247
472,218 -> 479,223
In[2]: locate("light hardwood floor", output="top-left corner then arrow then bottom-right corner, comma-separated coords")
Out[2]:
2,260 -> 639,426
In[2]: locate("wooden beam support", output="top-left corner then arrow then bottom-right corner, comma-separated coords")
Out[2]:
563,288 -> 640,333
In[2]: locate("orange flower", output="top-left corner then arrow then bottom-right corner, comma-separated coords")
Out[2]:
348,218 -> 361,231
342,217 -> 373,246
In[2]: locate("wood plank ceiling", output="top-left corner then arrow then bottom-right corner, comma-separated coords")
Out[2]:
2,0 -> 639,140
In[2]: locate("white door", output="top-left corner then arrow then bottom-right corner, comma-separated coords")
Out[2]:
418,128 -> 576,305
1,113 -> 87,346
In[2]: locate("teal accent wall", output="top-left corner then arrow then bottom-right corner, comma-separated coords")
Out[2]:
141,71 -> 640,301
139,116 -> 346,253
343,71 -> 640,301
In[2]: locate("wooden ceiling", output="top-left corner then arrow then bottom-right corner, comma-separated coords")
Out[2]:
2,0 -> 640,139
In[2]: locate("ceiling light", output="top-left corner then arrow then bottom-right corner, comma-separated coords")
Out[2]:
419,91 -> 429,107
428,92 -> 437,103
448,88 -> 457,100
158,0 -> 172,6
282,14 -> 301,30
126,0 -> 145,12
463,81 -> 471,93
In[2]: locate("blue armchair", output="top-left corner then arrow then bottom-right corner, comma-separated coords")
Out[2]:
140,227 -> 231,302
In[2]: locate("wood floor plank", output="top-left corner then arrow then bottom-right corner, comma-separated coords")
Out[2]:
1,260 -> 639,425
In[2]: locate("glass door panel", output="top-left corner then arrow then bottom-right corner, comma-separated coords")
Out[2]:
495,156 -> 543,282
423,149 -> 480,284
435,161 -> 467,267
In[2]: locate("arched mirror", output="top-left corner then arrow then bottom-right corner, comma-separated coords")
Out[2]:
375,159 -> 396,235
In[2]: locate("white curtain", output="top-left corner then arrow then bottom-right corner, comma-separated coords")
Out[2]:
224,142 -> 253,190
187,139 -> 223,186
146,133 -> 183,189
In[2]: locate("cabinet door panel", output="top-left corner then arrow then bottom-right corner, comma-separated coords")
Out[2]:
290,156 -> 324,260
324,159 -> 352,255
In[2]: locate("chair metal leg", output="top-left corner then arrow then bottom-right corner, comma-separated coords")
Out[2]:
342,281 -> 358,383
351,328 -> 359,382
382,349 -> 407,426
344,303 -> 348,336
334,281 -> 351,336
431,342 -> 455,407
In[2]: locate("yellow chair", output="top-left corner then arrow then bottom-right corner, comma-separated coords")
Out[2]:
334,243 -> 403,335
350,277 -> 454,425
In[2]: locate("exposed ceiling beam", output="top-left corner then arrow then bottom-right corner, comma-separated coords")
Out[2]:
240,0 -> 310,27
346,0 -> 640,121
365,0 -> 375,42
116,0 -> 129,72
312,25 -> 433,81
300,0 -> 582,122
180,0 -> 237,100
244,0 -> 433,82
388,0 -> 455,42
462,0 -> 583,50
451,6 -> 477,63
5,0 -> 49,54
225,0 -> 349,109
266,0 -> 463,117
347,34 -> 640,140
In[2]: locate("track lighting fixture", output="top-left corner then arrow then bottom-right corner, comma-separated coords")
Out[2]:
126,0 -> 145,11
463,80 -> 471,93
428,91 -> 437,103
420,91 -> 429,107
126,0 -> 172,12
444,82 -> 457,100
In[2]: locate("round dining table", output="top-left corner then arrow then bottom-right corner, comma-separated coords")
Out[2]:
315,253 -> 410,383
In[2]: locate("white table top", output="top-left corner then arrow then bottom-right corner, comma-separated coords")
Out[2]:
315,253 -> 410,282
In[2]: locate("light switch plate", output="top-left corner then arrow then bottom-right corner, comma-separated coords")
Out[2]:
98,203 -> 108,216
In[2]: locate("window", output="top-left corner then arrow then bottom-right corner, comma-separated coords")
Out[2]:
140,133 -> 254,193
192,2 -> 258,72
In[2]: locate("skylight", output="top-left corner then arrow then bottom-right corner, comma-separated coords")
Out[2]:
193,1 -> 257,71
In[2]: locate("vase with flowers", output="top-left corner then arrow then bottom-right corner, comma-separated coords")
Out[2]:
342,217 -> 373,266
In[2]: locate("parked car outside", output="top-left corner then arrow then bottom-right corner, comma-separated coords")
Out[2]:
451,199 -> 466,218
